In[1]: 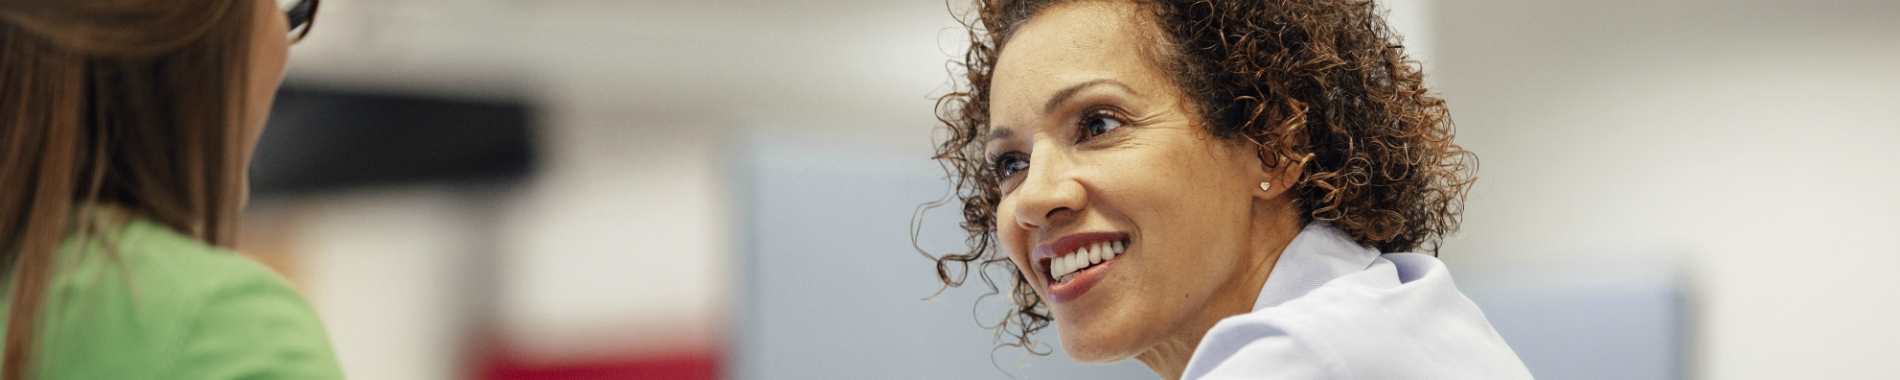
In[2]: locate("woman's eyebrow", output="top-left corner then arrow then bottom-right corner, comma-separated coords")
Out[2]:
987,127 -> 1014,143
1043,78 -> 1133,115
988,79 -> 1133,144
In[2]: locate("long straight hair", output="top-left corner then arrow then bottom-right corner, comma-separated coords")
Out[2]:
0,0 -> 254,377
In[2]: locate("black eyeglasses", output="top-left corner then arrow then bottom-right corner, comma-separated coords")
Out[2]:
284,0 -> 319,44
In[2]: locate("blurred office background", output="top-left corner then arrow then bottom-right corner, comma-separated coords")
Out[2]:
239,0 -> 1899,379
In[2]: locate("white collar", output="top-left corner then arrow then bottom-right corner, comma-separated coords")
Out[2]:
1251,222 -> 1383,312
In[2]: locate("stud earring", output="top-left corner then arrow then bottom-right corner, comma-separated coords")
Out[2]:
1259,182 -> 1271,191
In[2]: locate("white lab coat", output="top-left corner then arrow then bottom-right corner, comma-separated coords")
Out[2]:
1180,223 -> 1534,380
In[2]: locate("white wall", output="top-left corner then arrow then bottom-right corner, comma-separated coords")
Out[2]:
272,188 -> 495,380
277,0 -> 966,374
1433,1 -> 1900,379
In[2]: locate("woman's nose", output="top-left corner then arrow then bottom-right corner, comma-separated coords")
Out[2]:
1011,151 -> 1086,230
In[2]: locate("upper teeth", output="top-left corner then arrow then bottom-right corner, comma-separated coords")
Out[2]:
1052,240 -> 1125,280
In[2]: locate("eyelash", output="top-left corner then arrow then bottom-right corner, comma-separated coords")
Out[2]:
1076,108 -> 1127,141
990,152 -> 1028,181
990,108 -> 1130,183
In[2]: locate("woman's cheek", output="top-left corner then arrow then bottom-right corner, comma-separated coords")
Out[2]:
994,202 -> 1029,272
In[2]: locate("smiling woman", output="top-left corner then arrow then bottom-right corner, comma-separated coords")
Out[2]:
929,0 -> 1530,379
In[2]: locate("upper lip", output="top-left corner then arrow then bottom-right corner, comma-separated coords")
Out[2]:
1031,231 -> 1129,278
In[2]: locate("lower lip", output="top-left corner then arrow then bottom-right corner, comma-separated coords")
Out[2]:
1047,256 -> 1119,303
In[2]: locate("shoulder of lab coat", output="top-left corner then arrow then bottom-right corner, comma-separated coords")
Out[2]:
1180,224 -> 1533,380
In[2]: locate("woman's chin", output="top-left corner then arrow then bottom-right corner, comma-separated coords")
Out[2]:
1056,324 -> 1143,364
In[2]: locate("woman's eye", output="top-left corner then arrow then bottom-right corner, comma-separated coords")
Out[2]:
992,154 -> 1029,180
1083,113 -> 1124,138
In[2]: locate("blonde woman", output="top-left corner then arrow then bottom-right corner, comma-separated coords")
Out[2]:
0,0 -> 342,378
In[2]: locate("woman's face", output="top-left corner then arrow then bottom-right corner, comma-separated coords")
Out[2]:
240,0 -> 291,203
244,0 -> 290,135
988,1 -> 1274,363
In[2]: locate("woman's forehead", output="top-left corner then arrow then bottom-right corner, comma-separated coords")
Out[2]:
990,2 -> 1170,131
993,2 -> 1146,88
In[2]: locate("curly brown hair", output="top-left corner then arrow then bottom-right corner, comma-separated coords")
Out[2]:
926,0 -> 1476,352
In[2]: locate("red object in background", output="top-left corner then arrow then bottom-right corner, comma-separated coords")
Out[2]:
477,346 -> 720,380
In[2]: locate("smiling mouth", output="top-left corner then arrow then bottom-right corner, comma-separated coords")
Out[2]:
1049,239 -> 1126,283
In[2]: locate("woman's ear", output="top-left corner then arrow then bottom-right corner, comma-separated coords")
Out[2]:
1252,151 -> 1307,201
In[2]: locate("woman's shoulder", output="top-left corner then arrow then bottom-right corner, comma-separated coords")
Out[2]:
37,217 -> 344,380
1182,254 -> 1533,380
75,218 -> 300,306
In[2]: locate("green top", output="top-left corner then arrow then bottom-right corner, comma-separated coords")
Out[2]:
2,217 -> 345,380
